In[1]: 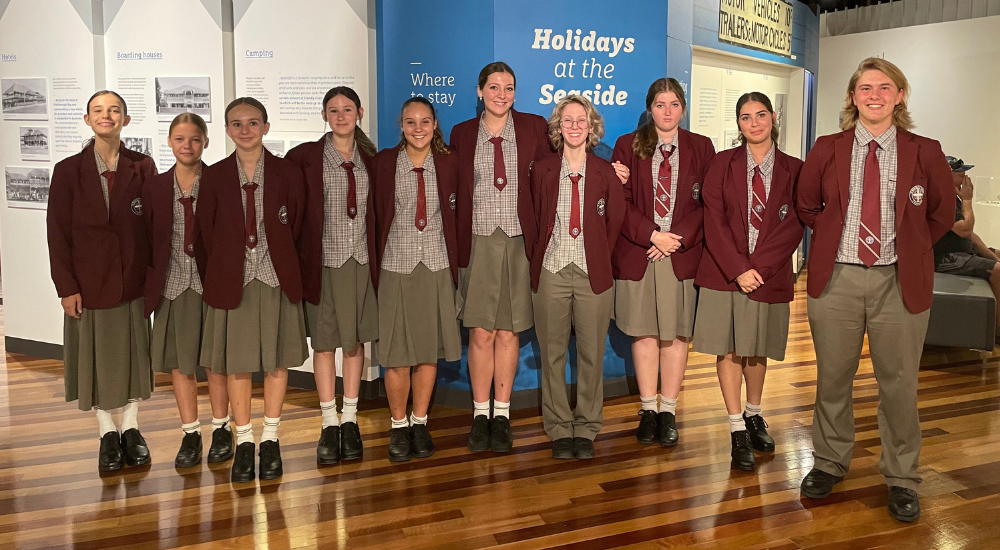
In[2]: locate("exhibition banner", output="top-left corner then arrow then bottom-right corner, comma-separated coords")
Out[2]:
718,0 -> 794,59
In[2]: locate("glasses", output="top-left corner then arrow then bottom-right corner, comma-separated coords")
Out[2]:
560,119 -> 589,129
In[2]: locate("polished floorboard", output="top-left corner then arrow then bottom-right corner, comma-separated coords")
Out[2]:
1,276 -> 999,549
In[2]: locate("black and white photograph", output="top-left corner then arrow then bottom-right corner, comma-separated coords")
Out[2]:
123,136 -> 153,157
155,76 -> 212,122
19,127 -> 50,162
264,140 -> 285,157
5,166 -> 51,209
1,78 -> 48,121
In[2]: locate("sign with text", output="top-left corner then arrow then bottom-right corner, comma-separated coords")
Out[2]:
718,0 -> 794,59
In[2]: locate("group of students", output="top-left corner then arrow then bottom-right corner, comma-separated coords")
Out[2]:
47,56 -> 953,522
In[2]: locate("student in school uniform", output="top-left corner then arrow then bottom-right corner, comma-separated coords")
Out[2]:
448,62 -> 551,453
530,95 -> 625,460
286,87 -> 377,465
692,92 -> 804,472
143,113 -> 233,468
797,58 -> 953,523
47,90 -> 157,473
198,98 -> 310,483
611,78 -> 716,447
373,97 -> 460,463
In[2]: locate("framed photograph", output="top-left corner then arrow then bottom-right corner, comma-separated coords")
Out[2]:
19,126 -> 50,162
264,140 -> 285,157
123,136 -> 153,157
5,166 -> 51,209
155,76 -> 212,122
2,78 -> 48,121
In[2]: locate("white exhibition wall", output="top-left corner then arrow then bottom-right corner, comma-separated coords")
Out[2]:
819,15 -> 1000,242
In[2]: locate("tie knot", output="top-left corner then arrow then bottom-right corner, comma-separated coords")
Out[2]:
412,167 -> 424,174
660,145 -> 674,158
569,174 -> 582,185
754,165 -> 761,176
242,183 -> 258,192
341,161 -> 355,170
102,170 -> 114,180
489,136 -> 503,145
868,139 -> 880,153
178,196 -> 194,205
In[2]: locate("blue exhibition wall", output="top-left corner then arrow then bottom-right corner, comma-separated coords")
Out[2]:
376,0 -> 820,395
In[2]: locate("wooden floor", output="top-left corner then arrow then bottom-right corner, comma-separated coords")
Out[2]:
2,277 -> 1000,549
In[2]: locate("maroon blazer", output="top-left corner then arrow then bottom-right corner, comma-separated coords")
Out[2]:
141,164 -> 209,317
47,142 -> 157,310
372,147 -> 460,291
610,129 -> 716,281
285,138 -> 378,304
529,153 -> 626,294
695,146 -> 804,304
196,149 -> 307,310
449,109 -> 553,266
797,128 -> 954,313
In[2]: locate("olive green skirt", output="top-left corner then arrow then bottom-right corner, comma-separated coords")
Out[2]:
200,280 -> 309,374
305,259 -> 378,351
691,288 -> 790,361
152,288 -> 209,375
63,298 -> 152,411
614,257 -> 697,340
458,228 -> 533,333
379,263 -> 462,368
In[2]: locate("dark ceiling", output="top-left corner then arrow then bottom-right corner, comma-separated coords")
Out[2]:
794,0 -> 895,15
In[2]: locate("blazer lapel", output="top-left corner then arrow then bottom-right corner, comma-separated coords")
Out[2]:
80,144 -> 109,219
730,148 -> 749,242
512,110 -> 531,178
755,152 -> 789,247
262,149 -> 280,226
111,143 -> 135,216
834,131 -> 853,219
306,139 -> 324,195
678,129 -> 693,194
894,130 -> 917,229
585,156 -> 602,230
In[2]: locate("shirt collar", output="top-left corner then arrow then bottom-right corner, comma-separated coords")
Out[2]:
559,156 -> 586,179
173,167 -> 201,198
398,147 -> 436,175
478,112 -> 516,145
324,133 -> 357,166
746,144 -> 776,175
855,123 -> 896,150
656,132 -> 679,152
236,153 -> 265,185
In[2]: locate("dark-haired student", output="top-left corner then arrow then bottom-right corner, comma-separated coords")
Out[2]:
143,113 -> 233,468
530,95 -> 625,460
692,92 -> 804,472
47,90 -> 157,472
611,78 -> 715,447
448,62 -> 551,453
198,98 -> 309,483
373,97 -> 460,462
286,87 -> 377,465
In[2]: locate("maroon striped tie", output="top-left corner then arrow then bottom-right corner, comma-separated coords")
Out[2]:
655,145 -> 674,217
178,196 -> 195,257
569,174 -> 582,239
413,168 -> 427,231
858,140 -> 881,267
750,166 -> 766,230
343,161 -> 357,219
489,136 -> 507,192
243,184 -> 258,249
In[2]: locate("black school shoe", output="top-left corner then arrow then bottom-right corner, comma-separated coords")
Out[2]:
490,416 -> 513,453
174,431 -> 203,468
467,415 -> 491,452
800,468 -> 843,499
340,422 -> 363,460
410,424 -> 435,458
231,442 -> 255,483
573,437 -> 595,459
317,425 -> 341,465
207,427 -> 234,463
656,412 -> 679,446
552,438 -> 575,459
388,427 -> 412,462
887,487 -> 920,522
731,430 -> 756,471
121,428 -> 151,466
636,410 -> 658,445
743,413 -> 775,452
258,440 -> 283,481
98,431 -> 124,472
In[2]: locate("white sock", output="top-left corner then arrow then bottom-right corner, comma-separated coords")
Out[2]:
96,409 -> 117,437
212,415 -> 230,431
120,399 -> 139,432
729,414 -> 745,433
745,402 -> 762,418
235,423 -> 254,445
341,396 -> 359,424
493,400 -> 511,419
391,416 -> 409,429
660,396 -> 678,415
409,412 -> 428,426
473,400 -> 490,418
640,395 -> 658,412
320,399 -> 340,428
181,420 -> 201,434
261,416 -> 280,442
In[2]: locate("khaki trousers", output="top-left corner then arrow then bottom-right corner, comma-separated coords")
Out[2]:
807,264 -> 929,490
533,264 -> 614,441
